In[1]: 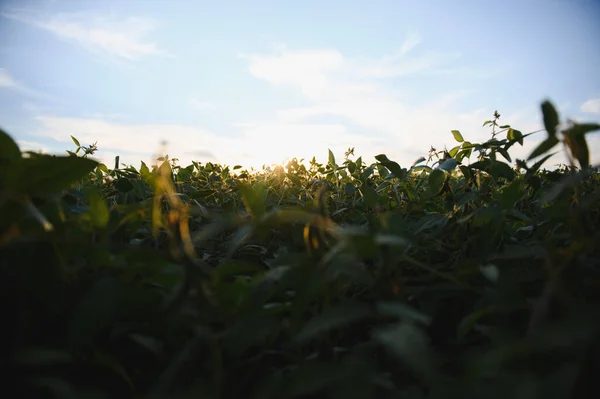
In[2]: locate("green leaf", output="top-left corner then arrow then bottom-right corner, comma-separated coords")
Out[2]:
479,263 -> 499,283
469,159 -> 515,180
411,156 -> 426,167
239,182 -> 267,220
11,155 -> 98,196
459,165 -> 471,179
564,128 -> 589,169
507,128 -> 524,146
374,322 -> 436,382
438,158 -> 458,171
293,300 -> 371,344
377,302 -> 431,325
214,260 -> 263,280
233,165 -> 243,170
457,309 -> 490,340
451,129 -> 464,142
562,123 -> 600,169
482,120 -> 493,126
140,161 -> 150,178
448,145 -> 460,158
565,122 -> 600,135
328,149 -> 336,166
528,136 -> 559,160
0,128 -> 22,162
347,161 -> 356,174
528,152 -> 556,174
0,129 -> 22,185
115,178 -> 134,193
361,184 -> 378,208
427,169 -> 446,196
68,278 -> 123,350
287,362 -> 338,397
375,154 -> 406,179
541,100 -> 560,138
14,348 -> 74,367
499,179 -> 522,209
286,173 -> 302,187
344,182 -> 356,196
87,188 -> 110,228
498,147 -> 512,163
70,135 -> 80,147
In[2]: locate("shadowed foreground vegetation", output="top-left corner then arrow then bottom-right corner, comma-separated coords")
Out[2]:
1,100 -> 600,398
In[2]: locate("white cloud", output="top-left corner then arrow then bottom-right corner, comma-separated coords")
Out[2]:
581,98 -> 600,114
189,98 -> 214,110
1,11 -> 168,62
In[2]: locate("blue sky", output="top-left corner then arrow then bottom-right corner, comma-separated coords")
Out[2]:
1,0 -> 599,169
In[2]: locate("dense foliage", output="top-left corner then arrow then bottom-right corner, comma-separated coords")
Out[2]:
1,100 -> 599,398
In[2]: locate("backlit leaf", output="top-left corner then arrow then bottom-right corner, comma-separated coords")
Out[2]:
87,188 -> 110,228
70,135 -> 80,147
451,130 -> 464,143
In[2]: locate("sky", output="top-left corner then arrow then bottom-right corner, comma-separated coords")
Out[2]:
1,0 -> 599,170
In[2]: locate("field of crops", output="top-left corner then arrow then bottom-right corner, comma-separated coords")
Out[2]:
1,100 -> 600,398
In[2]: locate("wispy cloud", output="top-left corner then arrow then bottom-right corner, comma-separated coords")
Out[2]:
581,98 -> 600,115
236,40 -> 495,165
17,139 -> 49,154
0,68 -> 20,89
399,31 -> 422,56
0,68 -> 52,99
235,40 -> 600,167
1,10 -> 169,63
31,115 -> 242,167
189,98 -> 215,111
26,34 -> 599,170
30,115 -> 374,169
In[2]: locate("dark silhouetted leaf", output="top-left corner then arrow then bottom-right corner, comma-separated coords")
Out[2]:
541,100 -> 559,137
528,136 -> 560,160
115,178 -> 134,193
12,155 -> 98,195
375,154 -> 406,179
